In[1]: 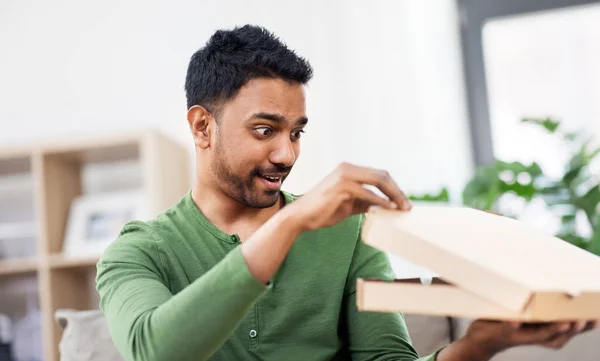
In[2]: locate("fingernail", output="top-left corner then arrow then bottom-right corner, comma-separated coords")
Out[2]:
391,202 -> 398,209
560,323 -> 571,332
403,200 -> 412,209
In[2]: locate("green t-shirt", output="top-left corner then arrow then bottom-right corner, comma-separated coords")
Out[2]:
96,190 -> 439,361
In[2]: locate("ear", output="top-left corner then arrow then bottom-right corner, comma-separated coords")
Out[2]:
187,105 -> 213,149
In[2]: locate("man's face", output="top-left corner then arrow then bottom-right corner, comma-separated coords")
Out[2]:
210,78 -> 307,208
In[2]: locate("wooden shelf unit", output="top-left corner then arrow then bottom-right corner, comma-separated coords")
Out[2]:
0,130 -> 191,361
47,254 -> 99,269
0,257 -> 39,276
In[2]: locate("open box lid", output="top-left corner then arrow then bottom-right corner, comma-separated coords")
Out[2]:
361,205 -> 600,313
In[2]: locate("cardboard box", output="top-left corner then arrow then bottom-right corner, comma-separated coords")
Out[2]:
356,205 -> 600,321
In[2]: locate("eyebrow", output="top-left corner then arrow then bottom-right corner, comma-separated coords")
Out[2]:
246,112 -> 308,126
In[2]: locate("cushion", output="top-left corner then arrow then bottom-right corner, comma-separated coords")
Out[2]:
404,314 -> 452,357
55,309 -> 451,360
55,309 -> 124,361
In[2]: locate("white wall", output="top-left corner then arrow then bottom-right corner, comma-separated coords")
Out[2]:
0,0 -> 473,201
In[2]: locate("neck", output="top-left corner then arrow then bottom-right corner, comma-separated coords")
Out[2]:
191,176 -> 284,236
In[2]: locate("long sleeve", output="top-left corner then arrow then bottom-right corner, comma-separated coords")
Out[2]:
95,224 -> 268,361
343,215 -> 442,361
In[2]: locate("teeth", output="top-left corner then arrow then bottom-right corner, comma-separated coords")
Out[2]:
264,176 -> 279,181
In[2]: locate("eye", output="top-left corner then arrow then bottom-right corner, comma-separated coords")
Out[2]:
254,127 -> 273,137
291,129 -> 305,140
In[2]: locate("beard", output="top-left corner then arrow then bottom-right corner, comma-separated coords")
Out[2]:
211,140 -> 291,209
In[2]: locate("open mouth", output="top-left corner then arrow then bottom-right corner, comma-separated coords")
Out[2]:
262,175 -> 281,182
257,173 -> 285,189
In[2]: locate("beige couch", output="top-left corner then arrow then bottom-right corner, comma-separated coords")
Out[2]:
56,310 -> 600,361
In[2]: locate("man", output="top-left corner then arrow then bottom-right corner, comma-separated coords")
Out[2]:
96,25 -> 598,361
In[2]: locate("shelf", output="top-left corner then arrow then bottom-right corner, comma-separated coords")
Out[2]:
48,254 -> 99,269
46,142 -> 140,165
0,257 -> 39,276
0,221 -> 36,239
0,153 -> 31,175
0,129 -> 192,361
0,170 -> 33,192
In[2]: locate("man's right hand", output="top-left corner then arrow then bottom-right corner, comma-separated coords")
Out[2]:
285,162 -> 412,232
242,163 -> 410,284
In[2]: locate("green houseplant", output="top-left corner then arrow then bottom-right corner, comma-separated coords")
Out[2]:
410,118 -> 600,256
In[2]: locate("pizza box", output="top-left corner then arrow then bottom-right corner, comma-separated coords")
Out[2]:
356,205 -> 600,321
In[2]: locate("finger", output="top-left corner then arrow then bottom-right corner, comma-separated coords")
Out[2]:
582,320 -> 598,332
574,320 -> 588,333
342,165 -> 410,209
511,322 -> 570,345
353,199 -> 376,215
508,321 -> 522,329
539,322 -> 579,349
344,182 -> 396,211
339,164 -> 411,210
540,331 -> 575,350
556,322 -> 572,334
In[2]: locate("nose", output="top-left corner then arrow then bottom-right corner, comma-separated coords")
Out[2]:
270,137 -> 296,168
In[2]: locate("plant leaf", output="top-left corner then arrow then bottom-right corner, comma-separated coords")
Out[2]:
574,185 -> 600,222
587,146 -> 600,162
564,132 -> 579,142
563,154 -> 587,186
527,162 -> 543,177
521,117 -> 560,133
409,188 -> 450,203
556,232 -> 588,246
462,172 -> 502,211
500,181 -> 537,201
496,160 -> 529,174
587,230 -> 600,256
559,214 -> 577,235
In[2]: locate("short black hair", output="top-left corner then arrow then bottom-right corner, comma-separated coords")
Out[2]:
185,25 -> 313,111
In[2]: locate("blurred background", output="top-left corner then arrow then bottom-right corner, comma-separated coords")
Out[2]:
1,0 -> 599,360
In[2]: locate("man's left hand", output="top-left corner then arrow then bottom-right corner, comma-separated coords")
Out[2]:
438,319 -> 600,361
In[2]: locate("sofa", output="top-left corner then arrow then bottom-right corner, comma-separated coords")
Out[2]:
56,309 -> 600,361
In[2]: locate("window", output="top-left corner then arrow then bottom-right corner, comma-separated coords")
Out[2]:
458,0 -> 600,166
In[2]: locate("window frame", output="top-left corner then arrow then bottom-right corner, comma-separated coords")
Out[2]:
457,0 -> 600,166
